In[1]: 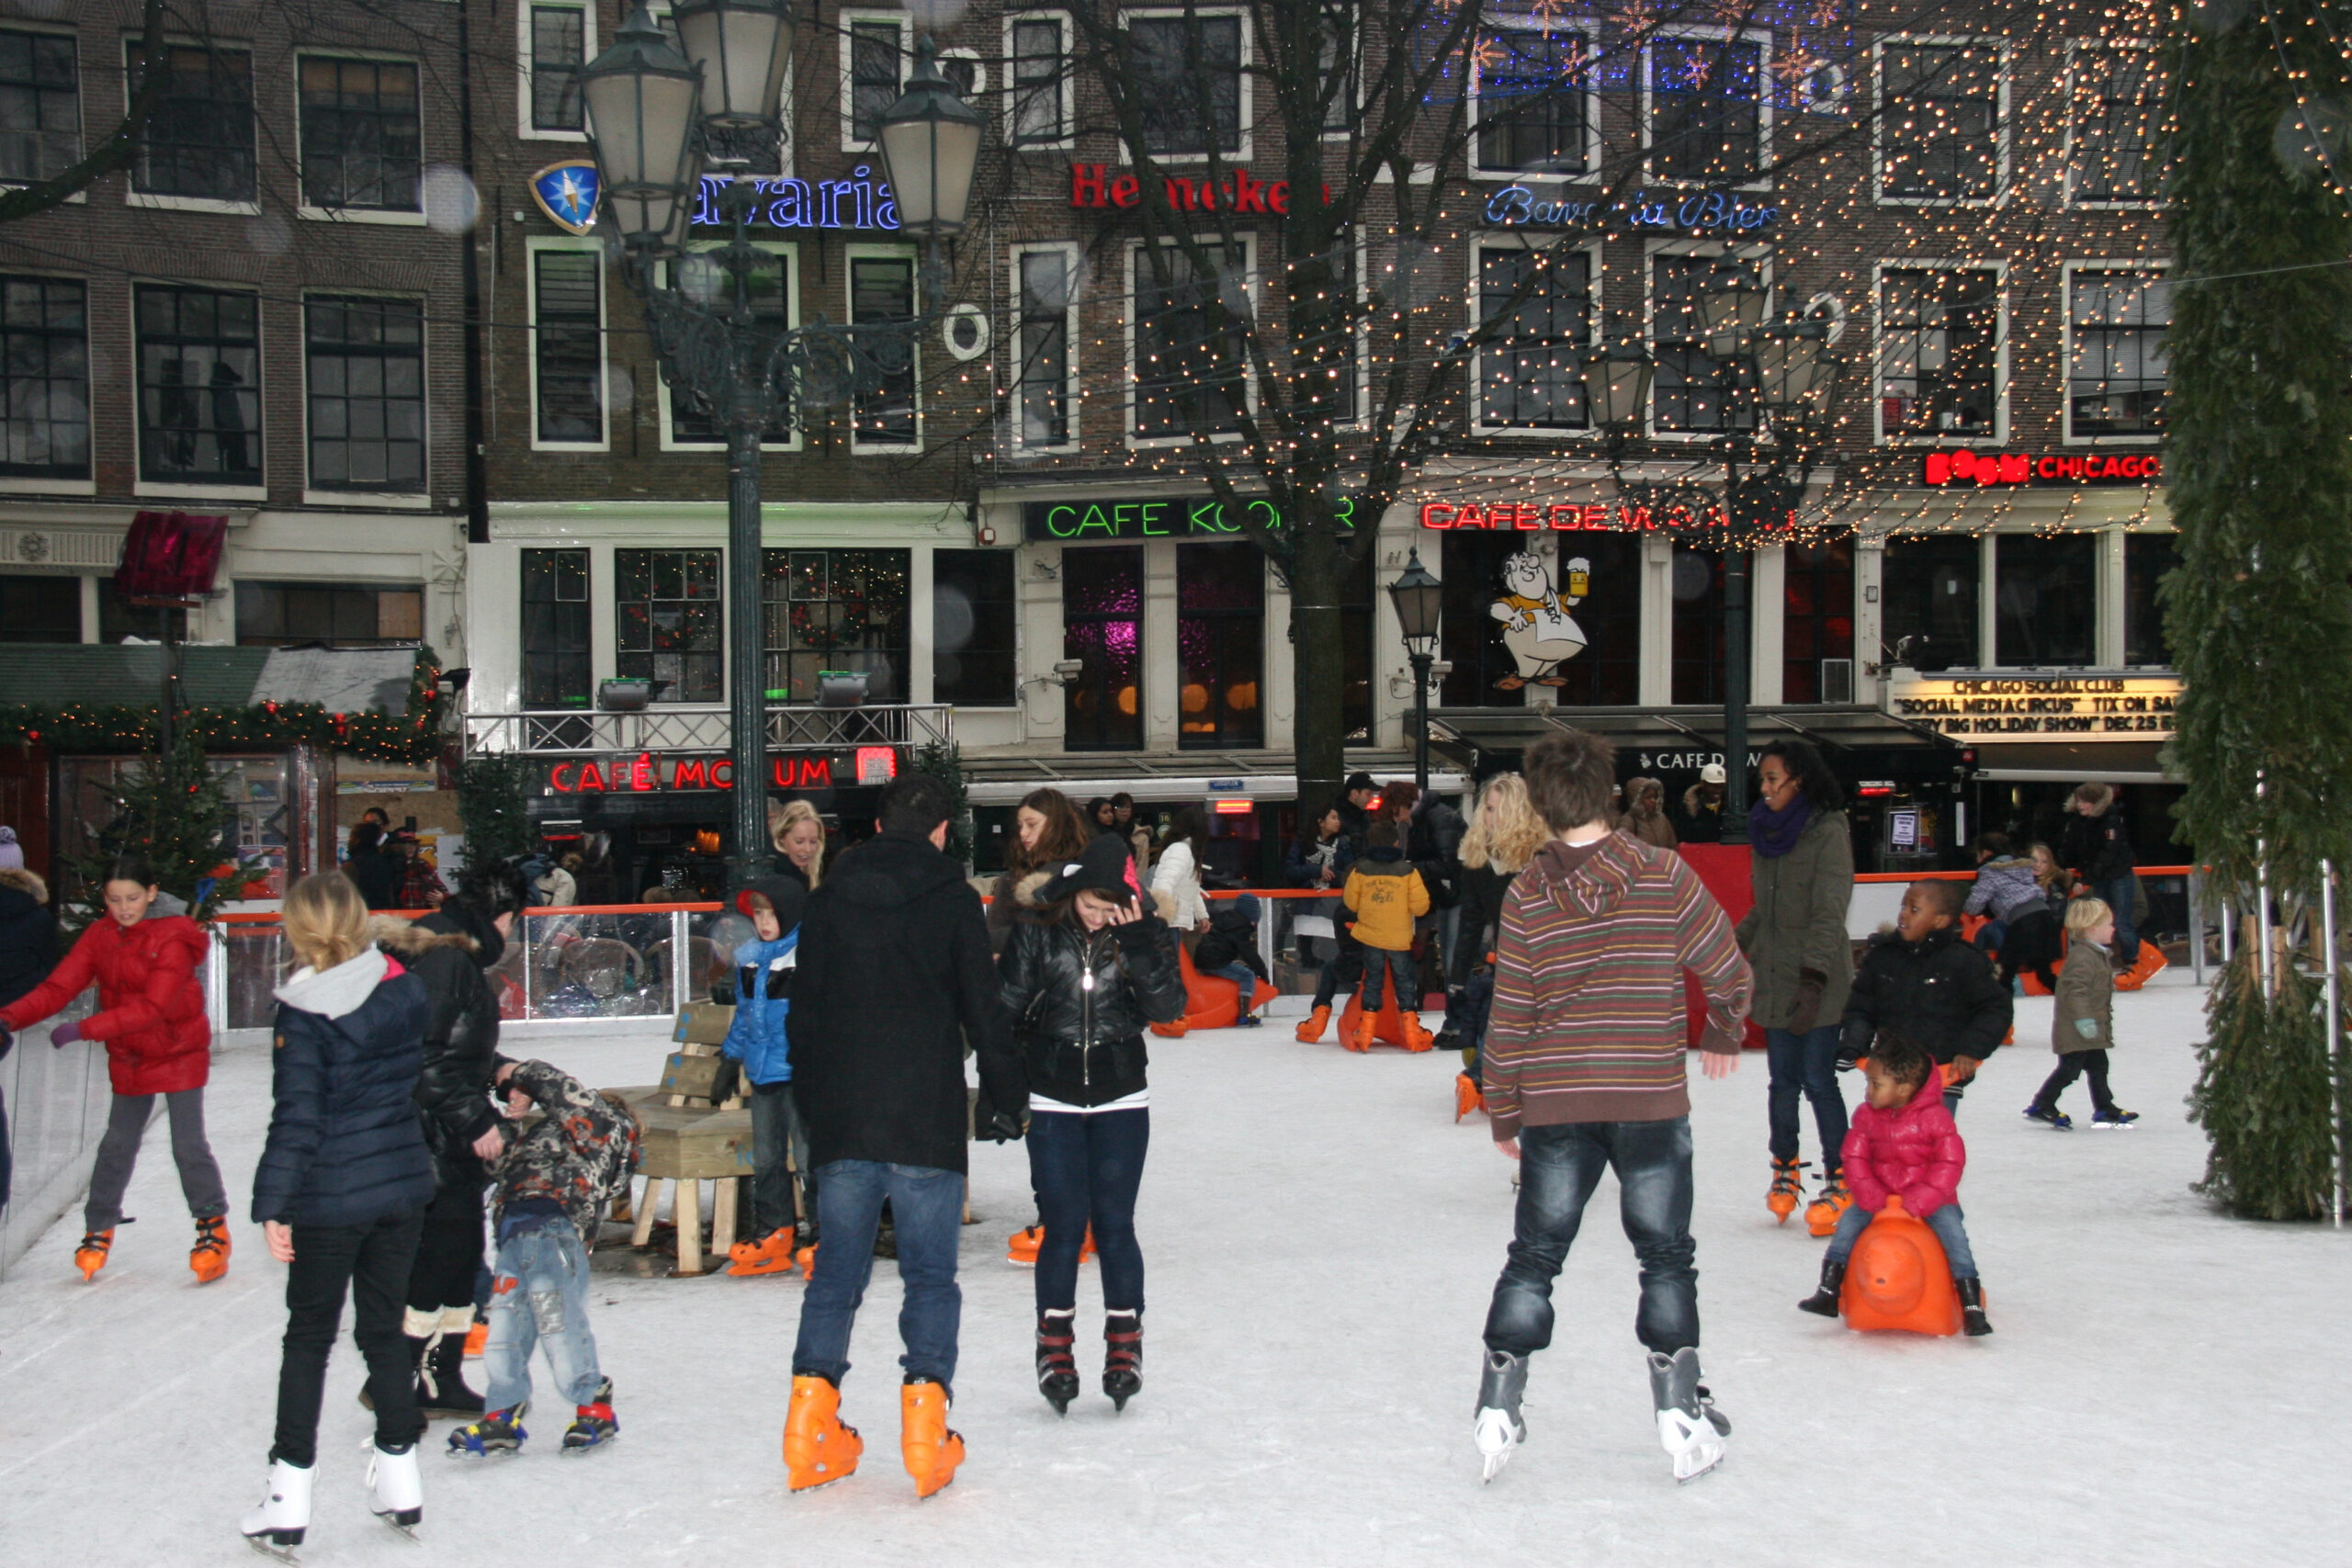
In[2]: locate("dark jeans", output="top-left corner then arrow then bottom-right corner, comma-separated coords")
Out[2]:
792,1159 -> 965,1389
1027,1109 -> 1148,1314
2035,1050 -> 2117,1116
272,1207 -> 425,1467
1459,973 -> 1496,1081
2095,874 -> 2139,963
1310,926 -> 1365,1009
1359,945 -> 1418,1010
749,1081 -> 813,1237
1484,1117 -> 1700,1359
1766,1025 -> 1849,1178
405,1180 -> 486,1316
87,1089 -> 227,1231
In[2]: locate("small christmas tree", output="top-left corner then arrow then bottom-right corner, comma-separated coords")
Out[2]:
62,724 -> 232,928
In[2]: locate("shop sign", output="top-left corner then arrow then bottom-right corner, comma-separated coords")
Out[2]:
1921,450 -> 2162,488
530,161 -> 600,234
1206,778 -> 1247,791
688,169 -> 899,231
1419,500 -> 1798,534
541,751 -> 847,795
1483,185 -> 1780,235
1885,671 -> 2180,741
1069,164 -> 1328,214
1023,494 -> 1360,541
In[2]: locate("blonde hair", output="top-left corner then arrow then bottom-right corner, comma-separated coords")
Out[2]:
769,798 -> 825,887
2065,897 -> 2113,937
1460,773 -> 1551,874
284,872 -> 371,972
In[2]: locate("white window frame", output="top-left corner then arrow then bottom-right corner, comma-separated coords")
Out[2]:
130,277 -> 268,501
1002,10 -> 1074,152
0,266 -> 96,496
1642,237 -> 1773,443
844,240 -> 922,454
1640,24 -> 1774,193
2063,39 -> 2162,211
2060,258 -> 2170,447
839,10 -> 908,155
292,50 -> 427,227
1871,35 -> 2010,209
526,235 -> 608,453
517,0 -> 594,144
1870,257 -> 2009,446
1010,241 -> 1081,454
121,35 -> 260,216
0,21 -> 86,205
1118,6 -> 1253,165
655,240 -> 804,453
298,289 -> 433,507
1468,235 -> 1603,437
1125,233 -> 1258,449
1468,25 -> 1602,181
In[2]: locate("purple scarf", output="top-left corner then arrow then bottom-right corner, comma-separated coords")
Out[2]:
1748,795 -> 1812,859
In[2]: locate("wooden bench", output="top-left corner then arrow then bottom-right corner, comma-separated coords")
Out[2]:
611,1086 -> 753,1276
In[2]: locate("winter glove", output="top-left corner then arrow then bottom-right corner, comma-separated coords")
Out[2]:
1114,916 -> 1163,952
49,1020 -> 81,1049
2072,1017 -> 2102,1043
1784,968 -> 1829,1034
986,1111 -> 1027,1144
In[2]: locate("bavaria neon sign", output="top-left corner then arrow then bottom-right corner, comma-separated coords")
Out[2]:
688,170 -> 899,231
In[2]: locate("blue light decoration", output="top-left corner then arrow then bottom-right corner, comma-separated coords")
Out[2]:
687,167 -> 901,231
1483,185 -> 1779,233
530,161 -> 602,234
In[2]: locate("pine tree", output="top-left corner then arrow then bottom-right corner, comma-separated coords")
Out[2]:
2165,6 -> 2352,1220
456,755 -> 534,870
62,725 -> 231,927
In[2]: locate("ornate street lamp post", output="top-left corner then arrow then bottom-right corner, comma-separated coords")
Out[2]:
1387,547 -> 1443,791
582,5 -> 980,885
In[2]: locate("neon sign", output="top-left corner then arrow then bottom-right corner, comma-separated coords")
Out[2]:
1483,186 -> 1780,235
545,752 -> 842,794
1023,495 -> 1359,541
1069,164 -> 1329,214
1922,451 -> 2162,488
1419,500 -> 1797,533
687,170 -> 899,231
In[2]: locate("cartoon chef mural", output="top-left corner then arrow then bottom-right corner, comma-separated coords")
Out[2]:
1488,552 -> 1591,690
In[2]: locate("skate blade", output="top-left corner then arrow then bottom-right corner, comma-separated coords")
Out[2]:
560,1438 -> 617,1456
1673,1445 -> 1724,1484
1479,1446 -> 1518,1484
243,1534 -> 301,1564
374,1513 -> 423,1544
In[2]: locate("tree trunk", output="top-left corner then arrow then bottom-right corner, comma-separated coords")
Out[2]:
1288,523 -> 1353,820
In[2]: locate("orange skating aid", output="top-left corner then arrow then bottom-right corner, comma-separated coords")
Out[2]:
783,1375 -> 862,1491
727,1226 -> 797,1277
1453,1073 -> 1484,1123
1398,1012 -> 1435,1053
1170,944 -> 1278,1030
1838,1196 -> 1964,1337
1347,1008 -> 1379,1052
796,1243 -> 817,1280
1007,1224 -> 1042,1265
899,1380 -> 965,1499
190,1215 -> 232,1283
74,1228 -> 113,1282
1294,1004 -> 1331,1043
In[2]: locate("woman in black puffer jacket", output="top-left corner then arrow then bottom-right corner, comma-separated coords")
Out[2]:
997,833 -> 1185,1416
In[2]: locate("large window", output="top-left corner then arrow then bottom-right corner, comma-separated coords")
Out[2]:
1178,544 -> 1262,749
1010,17 -> 1064,146
1878,42 -> 2003,202
2067,270 -> 2169,439
1877,267 -> 2000,438
1133,15 -> 1242,155
299,57 -> 421,213
665,249 -> 791,445
237,581 -> 423,647
1994,534 -> 2095,667
99,578 -> 182,643
615,548 -> 722,703
135,285 -> 262,486
522,548 -> 591,709
1782,539 -> 1855,703
1653,253 -> 1753,434
850,255 -> 916,446
527,5 -> 586,132
2070,46 -> 2161,205
1475,29 -> 1592,174
2125,532 -> 2180,668
0,276 -> 87,480
1064,547 -> 1144,750
129,42 -> 254,202
1882,535 -> 1980,671
1671,547 -> 1726,704
848,20 -> 903,145
1477,246 -> 1592,430
1134,243 -> 1249,439
1016,249 -> 1072,447
306,297 -> 424,492
933,548 -> 1016,706
533,249 -> 603,446
0,29 -> 79,186
760,548 -> 911,704
1648,37 -> 1761,184
0,574 -> 76,642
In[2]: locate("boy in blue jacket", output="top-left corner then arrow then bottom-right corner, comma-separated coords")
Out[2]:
724,875 -> 808,1276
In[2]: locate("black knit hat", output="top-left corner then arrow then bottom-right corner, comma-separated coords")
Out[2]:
1036,832 -> 1145,907
1344,771 -> 1377,795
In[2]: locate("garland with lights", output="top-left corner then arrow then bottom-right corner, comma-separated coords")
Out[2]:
0,651 -> 448,764
788,589 -> 873,652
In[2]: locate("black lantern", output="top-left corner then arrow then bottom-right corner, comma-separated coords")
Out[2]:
1754,316 -> 1839,425
670,0 -> 792,142
1388,547 -> 1444,789
582,4 -> 706,246
1700,263 -> 1770,360
1588,335 -> 1656,434
875,36 -> 986,237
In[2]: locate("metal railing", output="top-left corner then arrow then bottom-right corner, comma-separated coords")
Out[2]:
461,704 -> 955,758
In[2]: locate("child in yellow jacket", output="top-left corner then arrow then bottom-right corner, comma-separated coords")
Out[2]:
1341,821 -> 1433,1051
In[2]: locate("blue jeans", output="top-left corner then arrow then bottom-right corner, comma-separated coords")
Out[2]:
2095,874 -> 2139,961
1767,1025 -> 1850,1178
1210,961 -> 1261,1016
1360,944 -> 1418,1010
483,1219 -> 604,1413
1823,1199 -> 1978,1280
1027,1109 -> 1149,1314
1484,1117 -> 1700,1358
792,1159 -> 965,1389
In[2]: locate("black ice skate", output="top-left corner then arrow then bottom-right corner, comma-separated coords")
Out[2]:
562,1379 -> 618,1453
1036,1310 -> 1080,1415
1799,1257 -> 1848,1317
1102,1310 -> 1143,1411
2090,1109 -> 2140,1129
1646,1348 -> 1730,1483
446,1404 -> 527,1457
1472,1349 -> 1528,1483
2023,1103 -> 2073,1130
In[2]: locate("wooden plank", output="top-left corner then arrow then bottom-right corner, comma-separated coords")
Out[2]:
711,1176 -> 738,1255
677,1179 -> 703,1274
630,1179 -> 661,1249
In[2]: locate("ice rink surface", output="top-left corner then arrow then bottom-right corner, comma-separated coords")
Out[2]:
1,978 -> 2343,1567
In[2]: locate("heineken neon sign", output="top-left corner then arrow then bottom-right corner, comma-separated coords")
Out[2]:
689,169 -> 899,231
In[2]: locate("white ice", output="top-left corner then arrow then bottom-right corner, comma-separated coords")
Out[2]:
1,978 -> 2345,1567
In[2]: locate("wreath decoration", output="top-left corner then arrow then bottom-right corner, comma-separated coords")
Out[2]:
789,589 -> 871,652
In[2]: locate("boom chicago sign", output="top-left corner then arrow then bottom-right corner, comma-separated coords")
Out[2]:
1922,450 -> 2163,488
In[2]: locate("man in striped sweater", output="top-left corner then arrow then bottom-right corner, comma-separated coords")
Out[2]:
1471,728 -> 1754,1485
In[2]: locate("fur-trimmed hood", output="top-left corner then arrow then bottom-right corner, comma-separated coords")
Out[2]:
2073,781 -> 2116,814
0,865 -> 47,905
369,915 -> 478,958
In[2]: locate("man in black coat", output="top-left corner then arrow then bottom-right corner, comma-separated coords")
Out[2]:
344,822 -> 401,910
786,773 -> 1025,1482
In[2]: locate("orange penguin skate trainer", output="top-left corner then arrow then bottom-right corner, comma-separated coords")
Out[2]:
1838,1195 -> 1965,1337
1454,1073 -> 1484,1122
899,1379 -> 965,1499
1007,1224 -> 1042,1265
1398,1012 -> 1435,1053
1295,1005 -> 1332,1044
727,1226 -> 797,1277
190,1215 -> 232,1283
783,1375 -> 863,1491
1766,1158 -> 1805,1224
1347,1008 -> 1379,1052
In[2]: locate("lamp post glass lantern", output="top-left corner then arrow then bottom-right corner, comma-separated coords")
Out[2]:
580,5 -> 705,246
670,0 -> 792,136
876,37 -> 986,237
1388,548 -> 1442,790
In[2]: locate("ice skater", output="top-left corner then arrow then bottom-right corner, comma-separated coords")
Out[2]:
1471,728 -> 1752,1484
723,875 -> 813,1276
1342,820 -> 1432,1050
1192,892 -> 1271,1026
2026,897 -> 2139,1129
1840,879 -> 2011,1117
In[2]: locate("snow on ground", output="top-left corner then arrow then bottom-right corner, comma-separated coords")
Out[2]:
1,978 -> 2344,1568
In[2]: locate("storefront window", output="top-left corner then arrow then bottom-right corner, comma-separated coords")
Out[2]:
2125,531 -> 2180,667
1994,533 -> 2096,667
1670,547 -> 1725,705
0,573 -> 75,642
237,581 -> 422,647
615,548 -> 722,703
1178,543 -> 1263,750
1782,539 -> 1855,702
933,548 -> 1016,705
522,548 -> 591,709
1883,535 -> 1981,671
1064,547 -> 1143,750
759,548 -> 910,704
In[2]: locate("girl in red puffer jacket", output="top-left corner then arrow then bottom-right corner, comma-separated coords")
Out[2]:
1797,1034 -> 1990,1336
0,853 -> 227,1283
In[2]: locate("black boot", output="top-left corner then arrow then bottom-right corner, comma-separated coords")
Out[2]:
1102,1311 -> 1143,1411
1035,1310 -> 1079,1415
1957,1277 -> 1992,1337
419,1330 -> 486,1419
1798,1257 -> 1847,1317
